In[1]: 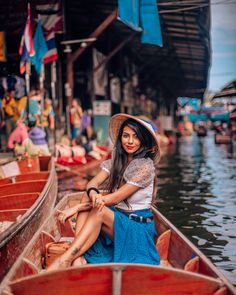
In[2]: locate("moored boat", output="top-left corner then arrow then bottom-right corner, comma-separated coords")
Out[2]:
1,192 -> 235,295
214,133 -> 232,144
0,156 -> 57,282
57,154 -> 110,199
57,153 -> 110,179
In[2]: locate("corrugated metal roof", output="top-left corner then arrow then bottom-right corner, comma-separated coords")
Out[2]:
64,0 -> 211,101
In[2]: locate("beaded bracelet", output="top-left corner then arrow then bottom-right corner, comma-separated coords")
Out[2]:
86,187 -> 100,198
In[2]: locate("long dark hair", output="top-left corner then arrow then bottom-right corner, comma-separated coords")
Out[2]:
107,119 -> 156,194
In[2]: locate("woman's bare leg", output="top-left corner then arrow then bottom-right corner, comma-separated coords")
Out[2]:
75,194 -> 91,235
48,207 -> 114,270
72,194 -> 92,266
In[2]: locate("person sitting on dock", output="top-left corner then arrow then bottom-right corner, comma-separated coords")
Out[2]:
28,120 -> 50,156
55,136 -> 73,164
48,113 -> 161,270
7,119 -> 50,157
74,133 -> 109,161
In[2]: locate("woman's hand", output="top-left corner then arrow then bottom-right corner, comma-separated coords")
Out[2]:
91,193 -> 105,211
57,202 -> 91,224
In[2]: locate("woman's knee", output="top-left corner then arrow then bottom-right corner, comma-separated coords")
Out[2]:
98,207 -> 114,224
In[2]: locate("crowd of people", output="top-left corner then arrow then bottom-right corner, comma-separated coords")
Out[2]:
0,82 -> 108,162
55,104 -> 108,165
0,85 -> 55,157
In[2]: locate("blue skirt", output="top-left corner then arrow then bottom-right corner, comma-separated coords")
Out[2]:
84,206 -> 160,265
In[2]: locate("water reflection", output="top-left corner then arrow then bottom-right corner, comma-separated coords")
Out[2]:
157,131 -> 236,285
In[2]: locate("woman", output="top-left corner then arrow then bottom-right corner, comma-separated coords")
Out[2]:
70,98 -> 83,139
49,113 -> 161,270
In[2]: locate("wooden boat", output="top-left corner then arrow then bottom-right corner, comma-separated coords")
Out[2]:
215,133 -> 232,144
0,156 -> 58,283
1,192 -> 235,295
57,153 -> 110,179
56,155 -> 110,201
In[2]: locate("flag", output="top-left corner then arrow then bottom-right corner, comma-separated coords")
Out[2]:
19,3 -> 35,74
30,19 -> 48,74
118,0 -> 163,47
140,0 -> 163,46
35,2 -> 63,63
36,2 -> 63,34
43,32 -> 58,63
117,0 -> 142,32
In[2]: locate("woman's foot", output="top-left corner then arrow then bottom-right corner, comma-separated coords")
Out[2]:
47,245 -> 82,271
72,256 -> 87,266
47,257 -> 72,271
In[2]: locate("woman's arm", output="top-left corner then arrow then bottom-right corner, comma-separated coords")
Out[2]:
57,201 -> 91,224
102,183 -> 140,206
86,169 -> 109,191
87,169 -> 141,208
57,170 -> 109,222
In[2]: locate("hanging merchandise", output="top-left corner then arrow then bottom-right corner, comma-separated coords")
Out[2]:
110,77 -> 121,104
93,49 -> 107,97
123,81 -> 134,106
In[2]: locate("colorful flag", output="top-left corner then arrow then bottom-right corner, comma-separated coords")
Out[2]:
35,2 -> 63,63
30,19 -> 48,74
36,2 -> 63,34
140,0 -> 163,46
43,32 -> 58,63
19,4 -> 35,74
118,0 -> 163,47
117,0 -> 142,32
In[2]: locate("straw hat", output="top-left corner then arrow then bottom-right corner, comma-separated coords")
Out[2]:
109,113 -> 161,166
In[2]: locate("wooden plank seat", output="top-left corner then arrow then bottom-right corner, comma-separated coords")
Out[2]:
0,180 -> 47,197
0,209 -> 27,221
0,193 -> 39,210
156,229 -> 172,267
0,172 -> 49,186
184,256 -> 200,272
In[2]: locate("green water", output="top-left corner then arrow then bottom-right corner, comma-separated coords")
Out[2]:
157,132 -> 236,286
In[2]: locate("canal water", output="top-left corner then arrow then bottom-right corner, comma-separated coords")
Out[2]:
157,131 -> 236,285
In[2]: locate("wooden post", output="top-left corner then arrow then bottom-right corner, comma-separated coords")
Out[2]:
112,266 -> 125,295
25,60 -> 31,95
51,61 -> 57,107
39,64 -> 45,127
66,57 -> 73,107
51,61 -> 57,144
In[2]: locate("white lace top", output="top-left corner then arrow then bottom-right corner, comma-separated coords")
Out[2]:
100,157 -> 155,210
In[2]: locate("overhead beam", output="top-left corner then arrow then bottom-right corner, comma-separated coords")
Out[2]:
93,32 -> 137,72
66,9 -> 117,106
70,9 -> 117,64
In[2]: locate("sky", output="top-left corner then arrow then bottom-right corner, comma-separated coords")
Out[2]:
208,1 -> 236,92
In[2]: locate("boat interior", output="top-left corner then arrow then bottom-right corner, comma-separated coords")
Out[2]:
2,192 -> 234,295
0,157 -> 51,234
